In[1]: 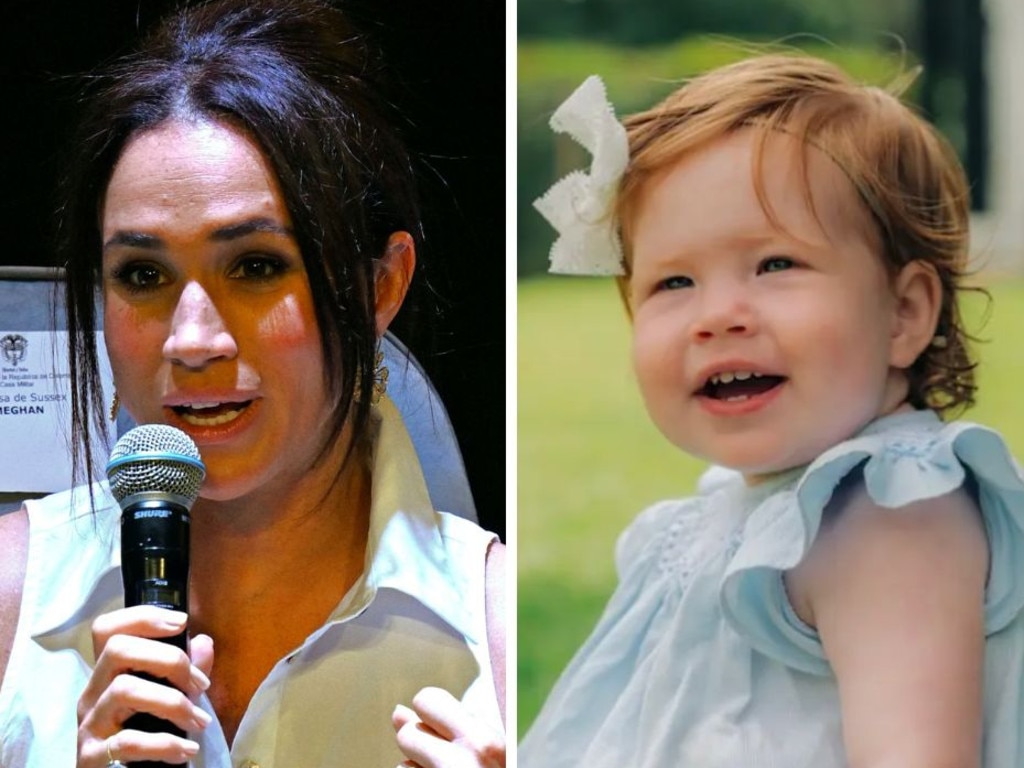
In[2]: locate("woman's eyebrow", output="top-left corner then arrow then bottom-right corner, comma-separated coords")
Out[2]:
102,231 -> 163,251
102,218 -> 294,252
210,218 -> 294,241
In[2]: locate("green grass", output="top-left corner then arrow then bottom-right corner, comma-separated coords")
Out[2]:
517,274 -> 1024,736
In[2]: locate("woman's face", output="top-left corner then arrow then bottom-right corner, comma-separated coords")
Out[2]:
101,118 -> 335,502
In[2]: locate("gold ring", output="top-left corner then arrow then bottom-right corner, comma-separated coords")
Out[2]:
106,737 -> 125,767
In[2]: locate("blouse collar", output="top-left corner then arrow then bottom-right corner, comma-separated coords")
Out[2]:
32,395 -> 476,646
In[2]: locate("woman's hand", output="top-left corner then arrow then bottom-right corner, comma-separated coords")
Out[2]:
393,687 -> 505,768
76,605 -> 214,767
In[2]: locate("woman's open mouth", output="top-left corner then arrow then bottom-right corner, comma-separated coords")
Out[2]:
172,401 -> 253,427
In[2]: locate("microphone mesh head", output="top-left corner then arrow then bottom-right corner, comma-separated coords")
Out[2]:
106,425 -> 206,506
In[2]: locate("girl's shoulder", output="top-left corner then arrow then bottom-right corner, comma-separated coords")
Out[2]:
801,409 -> 1021,512
719,408 -> 1024,674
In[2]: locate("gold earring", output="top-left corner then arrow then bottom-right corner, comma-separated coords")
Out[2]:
353,349 -> 389,405
930,335 -> 948,349
109,391 -> 120,422
371,349 -> 389,405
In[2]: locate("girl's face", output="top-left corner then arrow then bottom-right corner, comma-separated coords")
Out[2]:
628,129 -> 912,481
101,118 -> 335,502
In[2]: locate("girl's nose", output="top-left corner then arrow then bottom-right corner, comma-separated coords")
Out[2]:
162,281 -> 238,369
690,284 -> 757,341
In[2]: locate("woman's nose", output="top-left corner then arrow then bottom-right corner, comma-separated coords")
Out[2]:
163,281 -> 238,368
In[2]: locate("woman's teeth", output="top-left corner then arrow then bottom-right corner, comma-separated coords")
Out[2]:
177,402 -> 246,426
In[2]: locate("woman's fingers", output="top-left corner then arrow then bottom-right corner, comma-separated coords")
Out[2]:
91,605 -> 189,652
392,703 -> 418,730
410,687 -> 466,740
88,606 -> 210,697
76,607 -> 214,767
394,720 -> 505,768
78,670 -> 211,768
78,677 -> 208,768
90,673 -> 212,733
189,633 -> 215,681
80,632 -> 209,721
80,727 -> 200,768
393,688 -> 505,768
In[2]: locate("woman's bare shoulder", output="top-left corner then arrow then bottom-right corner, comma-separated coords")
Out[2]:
0,506 -> 29,684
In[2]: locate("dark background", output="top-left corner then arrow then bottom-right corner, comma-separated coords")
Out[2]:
0,0 -> 506,540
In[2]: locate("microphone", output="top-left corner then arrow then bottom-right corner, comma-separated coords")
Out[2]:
106,425 -> 206,768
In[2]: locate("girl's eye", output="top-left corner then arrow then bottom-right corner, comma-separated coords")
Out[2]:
230,255 -> 287,281
113,263 -> 167,292
759,256 -> 795,274
657,275 -> 694,291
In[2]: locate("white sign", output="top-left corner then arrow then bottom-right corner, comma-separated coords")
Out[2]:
0,331 -> 114,493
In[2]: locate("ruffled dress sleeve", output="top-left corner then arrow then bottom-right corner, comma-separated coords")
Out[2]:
720,409 -> 1024,676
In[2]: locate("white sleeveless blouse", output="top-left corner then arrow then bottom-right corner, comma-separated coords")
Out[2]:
0,397 -> 500,768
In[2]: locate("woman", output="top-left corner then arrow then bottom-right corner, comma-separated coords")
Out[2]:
0,1 -> 505,766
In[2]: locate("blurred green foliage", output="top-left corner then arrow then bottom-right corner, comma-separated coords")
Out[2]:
518,0 -> 917,47
518,38 -> 917,276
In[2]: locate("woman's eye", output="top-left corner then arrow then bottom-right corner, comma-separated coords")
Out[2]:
230,255 -> 286,281
657,275 -> 694,291
113,263 -> 167,291
759,256 -> 795,274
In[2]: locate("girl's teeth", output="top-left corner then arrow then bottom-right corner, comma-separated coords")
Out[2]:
711,371 -> 760,385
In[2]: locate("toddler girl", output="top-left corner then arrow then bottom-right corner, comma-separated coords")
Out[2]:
521,54 -> 1024,768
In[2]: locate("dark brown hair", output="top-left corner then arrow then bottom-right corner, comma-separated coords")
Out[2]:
59,0 -> 422,481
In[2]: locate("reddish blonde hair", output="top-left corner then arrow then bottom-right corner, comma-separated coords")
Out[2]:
616,54 -> 977,415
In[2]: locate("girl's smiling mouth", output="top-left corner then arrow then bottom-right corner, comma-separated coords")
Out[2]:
696,370 -> 788,402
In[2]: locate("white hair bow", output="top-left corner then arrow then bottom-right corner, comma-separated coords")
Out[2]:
533,76 -> 628,276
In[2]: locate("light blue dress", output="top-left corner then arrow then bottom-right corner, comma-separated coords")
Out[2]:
520,409 -> 1024,767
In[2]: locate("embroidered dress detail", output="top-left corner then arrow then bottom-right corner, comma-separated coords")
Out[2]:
656,509 -> 703,580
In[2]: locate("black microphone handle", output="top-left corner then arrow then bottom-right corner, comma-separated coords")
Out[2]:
121,499 -> 191,768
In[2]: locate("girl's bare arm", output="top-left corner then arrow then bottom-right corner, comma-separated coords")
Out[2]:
787,480 -> 988,768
